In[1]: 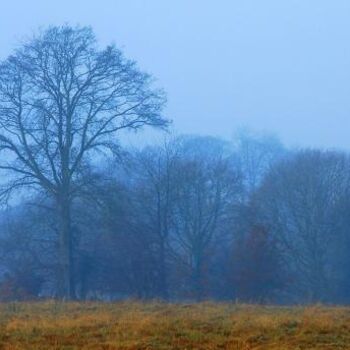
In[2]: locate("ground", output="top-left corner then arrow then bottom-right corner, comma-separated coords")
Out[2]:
0,302 -> 349,349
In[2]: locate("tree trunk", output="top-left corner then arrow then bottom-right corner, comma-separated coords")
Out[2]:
57,193 -> 75,300
158,240 -> 169,300
191,252 -> 204,302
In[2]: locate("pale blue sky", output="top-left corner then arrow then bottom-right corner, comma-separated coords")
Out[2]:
1,1 -> 350,149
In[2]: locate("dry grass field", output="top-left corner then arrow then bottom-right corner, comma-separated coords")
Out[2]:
0,302 -> 349,349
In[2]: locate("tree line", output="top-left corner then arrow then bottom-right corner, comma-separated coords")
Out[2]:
0,26 -> 349,303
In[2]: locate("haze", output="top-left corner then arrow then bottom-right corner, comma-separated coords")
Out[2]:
1,0 -> 349,148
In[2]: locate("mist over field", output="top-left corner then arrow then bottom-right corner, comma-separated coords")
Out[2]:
0,1 -> 349,308
1,2 -> 350,349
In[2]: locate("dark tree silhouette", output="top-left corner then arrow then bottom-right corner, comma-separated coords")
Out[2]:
0,25 -> 168,299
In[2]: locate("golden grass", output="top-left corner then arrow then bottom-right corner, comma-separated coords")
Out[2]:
0,301 -> 349,349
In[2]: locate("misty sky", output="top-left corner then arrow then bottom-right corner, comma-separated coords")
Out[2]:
1,0 -> 350,149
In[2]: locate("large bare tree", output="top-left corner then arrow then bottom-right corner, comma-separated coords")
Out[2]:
0,25 -> 168,299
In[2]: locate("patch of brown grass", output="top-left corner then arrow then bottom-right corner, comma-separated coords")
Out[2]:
0,301 -> 349,349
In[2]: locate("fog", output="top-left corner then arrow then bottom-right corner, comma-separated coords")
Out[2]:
1,0 -> 350,148
0,4 -> 349,304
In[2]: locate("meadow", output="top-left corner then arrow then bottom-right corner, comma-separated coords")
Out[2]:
0,302 -> 349,349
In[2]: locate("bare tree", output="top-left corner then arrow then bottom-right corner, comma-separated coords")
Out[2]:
171,136 -> 241,300
256,150 -> 349,302
0,25 -> 168,299
234,130 -> 285,196
131,139 -> 180,299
